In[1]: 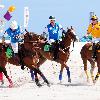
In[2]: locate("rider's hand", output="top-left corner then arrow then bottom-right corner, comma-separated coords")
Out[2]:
86,32 -> 90,37
62,30 -> 66,34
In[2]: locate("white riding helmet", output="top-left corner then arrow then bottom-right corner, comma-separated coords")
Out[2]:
10,20 -> 18,30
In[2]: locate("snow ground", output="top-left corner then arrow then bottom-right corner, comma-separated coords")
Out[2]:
0,42 -> 100,100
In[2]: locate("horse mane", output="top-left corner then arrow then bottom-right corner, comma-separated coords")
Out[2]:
27,31 -> 47,41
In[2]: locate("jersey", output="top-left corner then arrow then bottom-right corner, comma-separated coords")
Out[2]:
87,22 -> 100,38
6,26 -> 21,43
46,23 -> 62,40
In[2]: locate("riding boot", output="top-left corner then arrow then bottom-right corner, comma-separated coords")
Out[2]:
20,60 -> 24,70
35,78 -> 42,87
92,43 -> 97,59
13,53 -> 17,57
13,53 -> 19,63
18,52 -> 24,70
53,40 -> 59,60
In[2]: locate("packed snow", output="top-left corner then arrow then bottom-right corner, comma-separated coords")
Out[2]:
0,42 -> 100,100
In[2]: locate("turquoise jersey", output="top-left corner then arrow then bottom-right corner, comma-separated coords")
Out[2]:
6,26 -> 21,43
47,23 -> 62,40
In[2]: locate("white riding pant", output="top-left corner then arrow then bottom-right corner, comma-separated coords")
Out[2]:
11,42 -> 18,53
48,39 -> 55,44
92,38 -> 100,43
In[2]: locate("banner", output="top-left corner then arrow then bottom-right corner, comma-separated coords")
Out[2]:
24,7 -> 29,28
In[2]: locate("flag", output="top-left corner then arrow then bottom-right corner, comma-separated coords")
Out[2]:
24,7 -> 29,28
4,11 -> 12,21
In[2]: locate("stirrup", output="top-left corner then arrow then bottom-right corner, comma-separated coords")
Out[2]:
92,56 -> 97,60
21,65 -> 25,70
53,57 -> 57,60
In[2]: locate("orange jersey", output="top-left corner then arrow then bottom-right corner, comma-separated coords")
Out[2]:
87,22 -> 100,38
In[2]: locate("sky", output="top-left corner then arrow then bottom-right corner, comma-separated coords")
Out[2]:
0,0 -> 100,38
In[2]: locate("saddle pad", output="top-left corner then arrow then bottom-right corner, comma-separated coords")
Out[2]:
44,44 -> 51,52
89,45 -> 92,50
6,47 -> 13,58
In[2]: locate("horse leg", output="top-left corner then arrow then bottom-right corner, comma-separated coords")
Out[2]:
33,68 -> 42,87
59,64 -> 64,83
82,58 -> 90,82
93,62 -> 100,84
36,68 -> 50,87
93,70 -> 100,84
66,66 -> 71,83
88,59 -> 95,82
30,69 -> 34,81
0,72 -> 4,85
0,66 -> 13,87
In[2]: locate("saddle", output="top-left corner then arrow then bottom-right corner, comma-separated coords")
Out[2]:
44,43 -> 52,52
89,42 -> 100,51
88,42 -> 100,59
43,40 -> 60,60
96,42 -> 100,52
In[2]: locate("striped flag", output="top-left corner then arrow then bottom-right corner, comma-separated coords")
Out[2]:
24,7 -> 29,28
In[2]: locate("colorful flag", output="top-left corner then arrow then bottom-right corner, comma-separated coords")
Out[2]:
4,11 -> 12,21
24,7 -> 29,28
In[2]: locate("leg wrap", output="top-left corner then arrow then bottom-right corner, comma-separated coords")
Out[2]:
95,73 -> 100,80
36,68 -> 49,84
66,67 -> 70,79
30,70 -> 34,80
59,71 -> 62,80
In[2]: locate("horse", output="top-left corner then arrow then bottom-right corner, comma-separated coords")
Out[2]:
0,34 -> 50,87
24,27 -> 77,83
80,42 -> 100,83
0,43 -> 13,87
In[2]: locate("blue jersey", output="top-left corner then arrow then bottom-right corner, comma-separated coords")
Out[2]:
47,23 -> 62,40
6,26 -> 21,43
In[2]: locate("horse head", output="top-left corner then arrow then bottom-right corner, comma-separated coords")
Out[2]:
65,26 -> 77,42
24,29 -> 47,43
24,30 -> 39,42
61,26 -> 77,48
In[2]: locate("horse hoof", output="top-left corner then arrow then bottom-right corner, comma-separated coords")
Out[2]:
87,79 -> 90,83
59,80 -> 62,84
36,83 -> 42,87
68,78 -> 71,83
1,80 -> 4,85
93,79 -> 97,84
47,83 -> 50,87
9,84 -> 13,88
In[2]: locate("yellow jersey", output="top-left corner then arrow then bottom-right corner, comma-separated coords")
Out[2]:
87,22 -> 100,38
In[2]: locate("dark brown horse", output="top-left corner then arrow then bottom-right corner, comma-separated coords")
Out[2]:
80,42 -> 100,83
24,27 -> 77,83
0,43 -> 13,87
0,35 -> 50,87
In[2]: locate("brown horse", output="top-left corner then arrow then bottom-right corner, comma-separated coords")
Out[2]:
0,36 -> 50,87
0,43 -> 13,87
24,27 -> 77,83
80,42 -> 100,83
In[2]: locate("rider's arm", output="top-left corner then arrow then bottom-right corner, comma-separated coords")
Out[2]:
87,24 -> 92,35
58,23 -> 66,34
43,26 -> 49,41
16,26 -> 24,39
4,28 -> 11,37
59,24 -> 63,30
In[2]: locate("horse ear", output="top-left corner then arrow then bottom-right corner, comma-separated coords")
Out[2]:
25,29 -> 28,33
71,26 -> 73,29
67,27 -> 69,30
